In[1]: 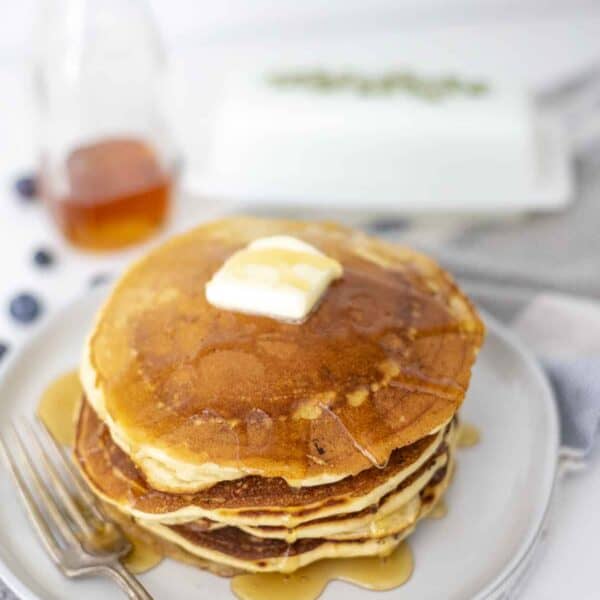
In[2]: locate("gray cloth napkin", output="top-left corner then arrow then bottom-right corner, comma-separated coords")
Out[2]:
447,283 -> 600,454
545,357 -> 600,451
420,280 -> 600,454
491,292 -> 600,454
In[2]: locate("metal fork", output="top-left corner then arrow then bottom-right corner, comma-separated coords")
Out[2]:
0,419 -> 153,599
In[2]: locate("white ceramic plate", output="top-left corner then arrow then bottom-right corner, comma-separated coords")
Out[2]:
0,289 -> 559,600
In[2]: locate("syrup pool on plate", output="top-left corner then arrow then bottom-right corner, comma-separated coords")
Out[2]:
36,370 -> 82,445
231,542 -> 414,600
428,498 -> 448,520
457,422 -> 481,448
121,534 -> 163,574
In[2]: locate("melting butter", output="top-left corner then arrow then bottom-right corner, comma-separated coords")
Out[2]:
231,543 -> 413,600
457,423 -> 480,448
229,248 -> 339,292
36,370 -> 82,445
205,236 -> 343,322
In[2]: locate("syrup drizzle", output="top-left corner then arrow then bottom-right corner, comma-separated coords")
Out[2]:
122,534 -> 163,574
428,499 -> 448,520
231,543 -> 413,600
228,247 -> 342,293
457,423 -> 481,448
36,370 -> 82,445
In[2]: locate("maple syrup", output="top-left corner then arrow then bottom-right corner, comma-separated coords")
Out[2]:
122,534 -> 163,574
228,247 -> 342,292
428,499 -> 448,520
43,138 -> 172,250
231,543 -> 413,600
36,370 -> 82,445
457,423 -> 481,448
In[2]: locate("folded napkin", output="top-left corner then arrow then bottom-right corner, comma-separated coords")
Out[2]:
475,291 -> 600,455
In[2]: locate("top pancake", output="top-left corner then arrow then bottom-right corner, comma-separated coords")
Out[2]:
81,217 -> 483,493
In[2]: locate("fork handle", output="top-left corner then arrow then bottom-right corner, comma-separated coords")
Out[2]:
101,562 -> 154,600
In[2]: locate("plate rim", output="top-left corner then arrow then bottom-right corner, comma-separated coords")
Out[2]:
0,293 -> 560,600
472,310 -> 560,599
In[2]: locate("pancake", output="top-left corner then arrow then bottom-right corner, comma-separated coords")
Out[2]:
75,398 -> 453,528
81,217 -> 483,493
100,453 -> 452,579
129,460 -> 454,574
100,502 -> 242,577
237,453 -> 449,541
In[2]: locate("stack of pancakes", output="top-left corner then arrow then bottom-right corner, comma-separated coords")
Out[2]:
75,217 -> 484,575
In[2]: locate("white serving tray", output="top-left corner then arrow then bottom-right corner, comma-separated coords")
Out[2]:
183,107 -> 572,217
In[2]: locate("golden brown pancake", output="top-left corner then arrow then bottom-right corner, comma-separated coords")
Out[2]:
101,455 -> 453,575
100,457 -> 453,575
100,502 -> 242,577
99,455 -> 453,574
81,217 -> 483,493
129,460 -> 454,573
75,398 -> 452,528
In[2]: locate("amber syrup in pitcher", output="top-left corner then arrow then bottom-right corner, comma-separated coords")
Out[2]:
44,138 -> 172,251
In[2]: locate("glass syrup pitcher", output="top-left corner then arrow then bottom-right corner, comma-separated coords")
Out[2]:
34,0 -> 177,250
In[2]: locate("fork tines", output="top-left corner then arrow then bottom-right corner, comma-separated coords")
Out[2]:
0,418 -> 153,599
1,419 -> 110,564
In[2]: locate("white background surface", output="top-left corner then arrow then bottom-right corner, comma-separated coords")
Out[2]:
1,2 -> 600,598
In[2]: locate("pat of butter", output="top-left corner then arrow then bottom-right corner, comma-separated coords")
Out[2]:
205,236 -> 343,321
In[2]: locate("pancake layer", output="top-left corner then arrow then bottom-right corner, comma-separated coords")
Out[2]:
136,460 -> 453,573
76,399 -> 452,529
